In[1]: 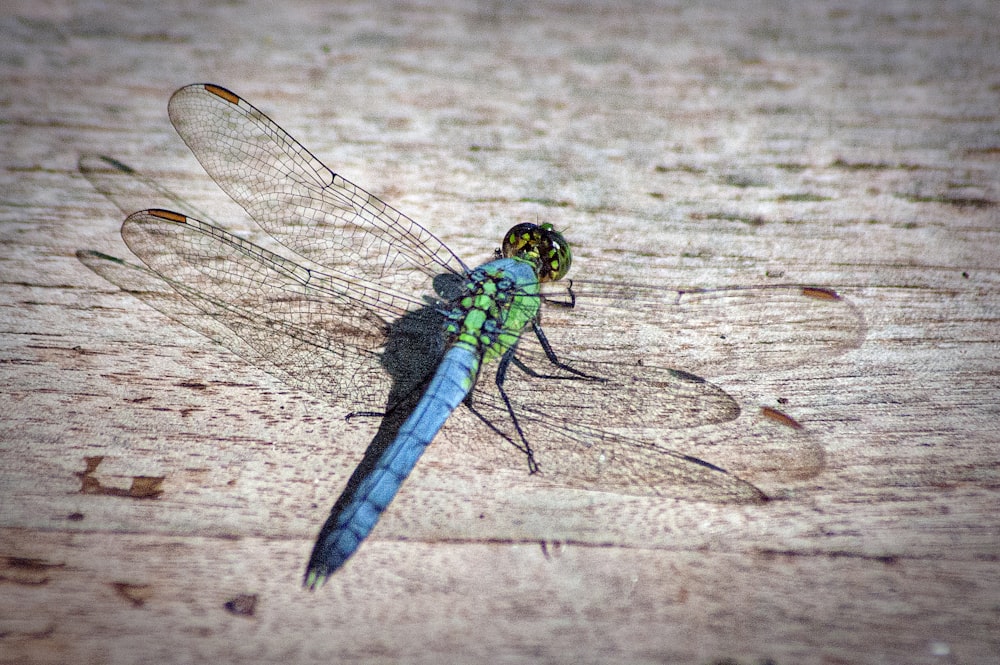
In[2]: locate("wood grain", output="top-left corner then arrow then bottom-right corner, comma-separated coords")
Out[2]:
2,1 -> 998,663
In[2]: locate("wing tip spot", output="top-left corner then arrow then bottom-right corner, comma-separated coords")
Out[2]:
147,209 -> 188,223
204,84 -> 240,105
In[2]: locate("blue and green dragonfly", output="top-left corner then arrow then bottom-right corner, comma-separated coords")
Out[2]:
79,84 -> 862,589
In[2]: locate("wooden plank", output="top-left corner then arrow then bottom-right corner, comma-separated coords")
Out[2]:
2,1 -> 998,663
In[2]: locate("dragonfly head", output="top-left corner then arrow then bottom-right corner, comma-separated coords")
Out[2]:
501,222 -> 572,282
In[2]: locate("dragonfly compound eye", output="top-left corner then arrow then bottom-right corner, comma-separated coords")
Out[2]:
501,222 -> 572,282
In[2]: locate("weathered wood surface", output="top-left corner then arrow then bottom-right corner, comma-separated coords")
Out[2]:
1,1 -> 998,663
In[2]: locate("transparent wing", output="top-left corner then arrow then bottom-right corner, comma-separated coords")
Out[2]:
451,281 -> 863,497
167,83 -> 468,295
540,279 -> 866,376
102,209 -> 439,412
459,353 -> 770,502
452,334 -> 825,500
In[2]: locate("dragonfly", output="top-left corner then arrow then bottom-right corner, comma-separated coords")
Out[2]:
78,83 -> 863,589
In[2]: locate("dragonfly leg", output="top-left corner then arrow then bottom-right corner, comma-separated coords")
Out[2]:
540,278 -> 576,308
462,400 -> 536,465
526,319 -> 606,381
510,353 -> 603,382
493,346 -> 541,474
345,410 -> 385,421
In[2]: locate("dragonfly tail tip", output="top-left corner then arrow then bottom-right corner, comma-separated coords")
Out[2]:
303,567 -> 329,591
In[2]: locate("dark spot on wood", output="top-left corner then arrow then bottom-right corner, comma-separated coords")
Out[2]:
224,593 -> 258,616
5,556 -> 61,571
112,582 -> 153,607
76,456 -> 165,499
177,381 -> 208,390
901,193 -> 995,208
127,476 -> 165,498
2,556 -> 64,585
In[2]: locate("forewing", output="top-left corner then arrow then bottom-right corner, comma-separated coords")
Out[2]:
540,280 -> 866,376
167,84 -> 467,295
108,209 -> 429,411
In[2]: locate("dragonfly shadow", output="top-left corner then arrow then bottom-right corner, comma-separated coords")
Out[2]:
305,305 -> 451,577
77,153 -> 461,581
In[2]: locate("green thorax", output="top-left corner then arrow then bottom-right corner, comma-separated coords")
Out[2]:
445,258 -> 541,365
